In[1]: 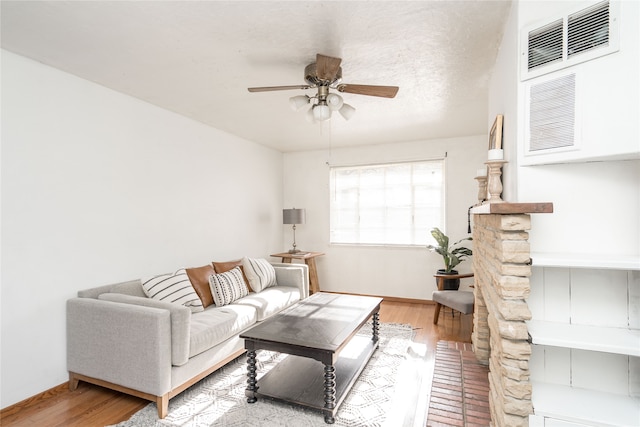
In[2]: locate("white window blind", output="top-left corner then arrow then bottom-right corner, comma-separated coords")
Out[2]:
330,160 -> 444,246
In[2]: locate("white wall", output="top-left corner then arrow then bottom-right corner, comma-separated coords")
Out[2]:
0,50 -> 284,409
486,1 -> 640,424
515,0 -> 640,256
488,0 -> 519,202
487,0 -> 640,255
518,0 -> 639,166
281,136 -> 486,300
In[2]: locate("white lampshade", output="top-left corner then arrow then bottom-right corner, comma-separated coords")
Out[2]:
305,107 -> 316,123
312,104 -> 331,121
339,103 -> 356,120
326,93 -> 344,111
289,95 -> 310,111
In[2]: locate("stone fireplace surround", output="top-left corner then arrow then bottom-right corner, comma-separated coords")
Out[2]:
470,202 -> 553,427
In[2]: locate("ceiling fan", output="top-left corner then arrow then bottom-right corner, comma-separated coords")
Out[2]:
248,54 -> 399,122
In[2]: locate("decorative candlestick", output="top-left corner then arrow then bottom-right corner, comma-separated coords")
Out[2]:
485,160 -> 507,203
475,175 -> 488,204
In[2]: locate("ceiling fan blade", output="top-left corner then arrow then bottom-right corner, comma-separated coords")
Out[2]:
337,84 -> 399,98
248,85 -> 312,93
316,54 -> 342,81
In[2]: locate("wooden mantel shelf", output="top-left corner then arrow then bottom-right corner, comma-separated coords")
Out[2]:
471,202 -> 553,215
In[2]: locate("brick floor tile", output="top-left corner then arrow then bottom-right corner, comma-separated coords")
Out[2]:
464,392 -> 490,402
430,394 -> 464,405
465,416 -> 491,426
465,402 -> 490,412
427,422 -> 461,427
427,415 -> 465,426
433,378 -> 463,388
428,408 -> 464,421
428,341 -> 491,427
430,401 -> 463,413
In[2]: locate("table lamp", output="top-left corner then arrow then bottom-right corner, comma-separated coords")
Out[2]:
283,208 -> 306,253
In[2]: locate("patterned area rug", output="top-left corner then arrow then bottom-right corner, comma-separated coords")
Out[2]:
109,323 -> 426,427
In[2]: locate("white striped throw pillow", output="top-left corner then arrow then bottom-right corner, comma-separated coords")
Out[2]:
241,257 -> 277,292
141,268 -> 204,312
208,266 -> 249,306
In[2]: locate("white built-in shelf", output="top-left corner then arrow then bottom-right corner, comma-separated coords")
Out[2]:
527,320 -> 640,357
532,382 -> 640,427
530,252 -> 640,270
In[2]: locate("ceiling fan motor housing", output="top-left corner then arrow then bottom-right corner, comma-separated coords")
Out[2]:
304,63 -> 342,86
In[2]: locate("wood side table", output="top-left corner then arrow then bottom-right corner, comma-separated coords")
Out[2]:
271,251 -> 324,294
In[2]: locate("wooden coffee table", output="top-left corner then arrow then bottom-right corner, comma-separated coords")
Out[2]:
240,292 -> 383,424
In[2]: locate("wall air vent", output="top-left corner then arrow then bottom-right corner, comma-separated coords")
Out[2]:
528,20 -> 563,70
521,0 -> 619,81
568,1 -> 610,57
527,73 -> 576,153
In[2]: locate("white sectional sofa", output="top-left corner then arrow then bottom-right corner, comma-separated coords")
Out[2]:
66,260 -> 309,418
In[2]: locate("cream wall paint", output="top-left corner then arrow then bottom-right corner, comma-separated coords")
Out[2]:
281,136 -> 486,300
0,51 -> 284,408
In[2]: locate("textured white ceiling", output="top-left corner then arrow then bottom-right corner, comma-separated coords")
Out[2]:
1,1 -> 512,152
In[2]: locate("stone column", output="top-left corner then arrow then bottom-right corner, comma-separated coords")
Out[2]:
470,203 -> 551,427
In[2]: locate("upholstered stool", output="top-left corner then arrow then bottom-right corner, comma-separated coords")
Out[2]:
432,272 -> 474,324
432,290 -> 474,324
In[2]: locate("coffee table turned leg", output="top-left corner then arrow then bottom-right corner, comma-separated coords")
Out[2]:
245,350 -> 258,403
372,312 -> 380,342
323,364 -> 336,424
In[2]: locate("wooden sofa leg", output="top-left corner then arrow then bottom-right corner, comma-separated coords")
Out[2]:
157,394 -> 169,419
433,303 -> 442,324
68,373 -> 80,391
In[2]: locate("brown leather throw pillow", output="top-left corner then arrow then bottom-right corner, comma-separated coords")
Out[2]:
185,264 -> 215,308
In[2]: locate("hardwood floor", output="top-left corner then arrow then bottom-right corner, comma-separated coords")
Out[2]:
0,299 -> 472,427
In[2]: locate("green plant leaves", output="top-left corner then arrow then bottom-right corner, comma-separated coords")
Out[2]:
426,227 -> 472,273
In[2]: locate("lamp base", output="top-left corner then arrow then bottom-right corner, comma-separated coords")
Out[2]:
288,249 -> 302,254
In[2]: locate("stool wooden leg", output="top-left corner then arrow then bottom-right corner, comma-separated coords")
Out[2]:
433,303 -> 442,324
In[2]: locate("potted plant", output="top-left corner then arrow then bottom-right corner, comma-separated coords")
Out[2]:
426,227 -> 473,290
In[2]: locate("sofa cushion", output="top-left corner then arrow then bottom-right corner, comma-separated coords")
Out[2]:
233,286 -> 301,321
242,257 -> 277,292
209,267 -> 249,307
189,303 -> 257,358
186,264 -> 215,308
141,269 -> 204,313
213,259 -> 253,292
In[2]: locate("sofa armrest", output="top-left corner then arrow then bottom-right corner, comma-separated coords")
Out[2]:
98,293 -> 191,366
272,263 -> 309,299
67,298 -> 172,396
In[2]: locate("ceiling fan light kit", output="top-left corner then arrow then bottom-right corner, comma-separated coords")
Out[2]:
326,93 -> 344,110
289,95 -> 310,110
249,53 -> 398,124
338,103 -> 356,120
312,103 -> 331,121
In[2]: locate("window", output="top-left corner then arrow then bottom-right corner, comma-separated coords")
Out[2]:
329,159 -> 444,246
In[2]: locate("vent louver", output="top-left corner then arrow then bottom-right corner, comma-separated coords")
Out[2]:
529,74 -> 576,152
528,20 -> 563,70
568,1 -> 610,57
522,0 -> 617,80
